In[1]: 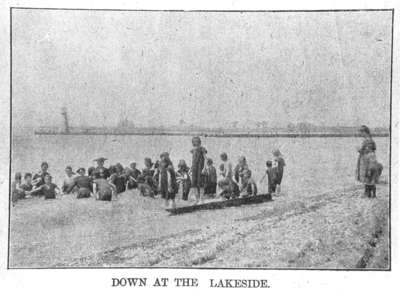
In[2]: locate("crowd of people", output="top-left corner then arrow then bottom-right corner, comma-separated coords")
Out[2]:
11,136 -> 286,208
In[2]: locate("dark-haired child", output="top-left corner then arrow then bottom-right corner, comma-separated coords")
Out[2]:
11,172 -> 24,204
157,158 -> 178,208
204,158 -> 217,198
273,149 -> 285,194
240,169 -> 258,197
190,136 -> 207,204
40,174 -> 60,200
260,160 -> 277,194
21,173 -> 34,198
176,160 -> 191,201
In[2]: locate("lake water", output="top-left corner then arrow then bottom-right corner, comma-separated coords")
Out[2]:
11,134 -> 390,196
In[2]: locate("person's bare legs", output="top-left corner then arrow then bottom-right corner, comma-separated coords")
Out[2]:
199,187 -> 204,203
194,187 -> 200,204
171,198 -> 176,209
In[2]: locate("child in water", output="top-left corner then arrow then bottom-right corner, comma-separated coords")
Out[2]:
260,160 -> 277,194
21,173 -> 34,198
157,158 -> 177,208
240,169 -> 258,197
11,172 -> 24,204
190,137 -> 207,204
176,160 -> 191,201
204,158 -> 217,198
93,169 -> 116,201
272,149 -> 285,194
39,174 -> 60,200
137,158 -> 156,197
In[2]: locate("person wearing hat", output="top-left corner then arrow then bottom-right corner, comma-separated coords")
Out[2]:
272,149 -> 285,194
356,125 -> 382,198
62,166 -> 77,194
66,168 -> 93,199
93,157 -> 110,179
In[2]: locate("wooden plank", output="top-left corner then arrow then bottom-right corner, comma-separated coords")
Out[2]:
166,193 -> 272,215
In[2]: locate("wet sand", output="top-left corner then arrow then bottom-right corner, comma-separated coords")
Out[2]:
9,183 -> 389,269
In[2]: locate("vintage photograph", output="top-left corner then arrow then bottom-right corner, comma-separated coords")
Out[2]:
9,8 -> 392,269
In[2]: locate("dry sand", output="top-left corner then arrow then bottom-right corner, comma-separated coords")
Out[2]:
9,183 -> 389,269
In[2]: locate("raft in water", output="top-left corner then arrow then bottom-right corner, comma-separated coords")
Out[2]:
166,193 -> 272,215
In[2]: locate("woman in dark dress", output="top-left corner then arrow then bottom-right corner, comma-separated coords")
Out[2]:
356,125 -> 383,198
190,136 -> 207,204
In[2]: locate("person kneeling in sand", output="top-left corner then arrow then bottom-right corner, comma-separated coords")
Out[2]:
93,169 -> 116,201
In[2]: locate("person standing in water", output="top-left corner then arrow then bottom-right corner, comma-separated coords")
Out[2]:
62,166 -> 77,194
32,161 -> 51,195
157,158 -> 178,208
176,159 -> 191,201
190,136 -> 207,204
356,125 -> 383,198
92,157 -> 110,179
67,168 -> 93,199
272,149 -> 285,194
36,174 -> 60,200
93,169 -> 116,201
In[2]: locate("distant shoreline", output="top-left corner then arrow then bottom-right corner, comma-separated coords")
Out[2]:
33,131 -> 390,138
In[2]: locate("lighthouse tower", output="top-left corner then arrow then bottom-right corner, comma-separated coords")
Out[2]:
61,107 -> 70,134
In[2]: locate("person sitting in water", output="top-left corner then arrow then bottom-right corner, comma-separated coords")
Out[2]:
109,163 -> 127,194
93,169 -> 116,201
67,168 -> 93,199
157,158 -> 178,208
126,162 -> 141,189
20,173 -> 34,198
92,157 -> 110,179
11,172 -> 24,204
218,177 -> 240,200
260,160 -> 277,194
176,159 -> 191,201
62,166 -> 77,194
240,169 -> 258,197
203,158 -> 217,198
32,161 -> 51,195
272,149 -> 285,194
33,174 -> 60,200
88,166 -> 96,180
137,158 -> 156,197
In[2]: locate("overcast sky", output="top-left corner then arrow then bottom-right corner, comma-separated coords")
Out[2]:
12,10 -> 392,131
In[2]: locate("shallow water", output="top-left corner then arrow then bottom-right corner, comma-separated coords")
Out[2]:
11,134 -> 390,196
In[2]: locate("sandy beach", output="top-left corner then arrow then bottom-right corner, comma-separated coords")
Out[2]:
9,182 -> 389,269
